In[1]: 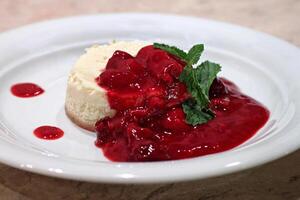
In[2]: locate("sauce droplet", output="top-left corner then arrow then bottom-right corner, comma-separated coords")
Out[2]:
11,83 -> 44,98
33,126 -> 64,140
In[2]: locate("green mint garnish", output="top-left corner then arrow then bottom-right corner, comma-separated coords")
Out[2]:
182,99 -> 215,125
154,43 -> 221,126
180,60 -> 221,125
186,44 -> 204,65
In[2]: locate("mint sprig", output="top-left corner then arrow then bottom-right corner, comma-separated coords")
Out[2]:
180,61 -> 221,125
154,43 -> 221,125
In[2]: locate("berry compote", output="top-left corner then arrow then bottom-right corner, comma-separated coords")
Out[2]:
95,45 -> 269,162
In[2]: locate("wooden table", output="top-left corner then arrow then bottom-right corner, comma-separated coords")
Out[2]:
0,0 -> 299,199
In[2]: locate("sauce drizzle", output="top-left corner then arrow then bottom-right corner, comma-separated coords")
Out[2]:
34,126 -> 64,140
11,83 -> 44,98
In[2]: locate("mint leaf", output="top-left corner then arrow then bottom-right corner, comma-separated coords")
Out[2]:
194,61 -> 222,99
186,44 -> 204,65
180,61 -> 221,125
179,65 -> 209,107
182,100 -> 214,126
153,43 -> 187,61
179,61 -> 221,108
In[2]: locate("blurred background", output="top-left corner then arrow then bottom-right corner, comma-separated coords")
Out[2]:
0,0 -> 299,46
0,0 -> 299,199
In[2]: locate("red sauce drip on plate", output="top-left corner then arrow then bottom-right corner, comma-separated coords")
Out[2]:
11,83 -> 44,98
34,126 -> 64,140
95,45 -> 270,162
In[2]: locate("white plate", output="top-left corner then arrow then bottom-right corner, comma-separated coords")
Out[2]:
0,13 -> 299,184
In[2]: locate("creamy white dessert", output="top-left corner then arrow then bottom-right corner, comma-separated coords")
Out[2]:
65,41 -> 149,131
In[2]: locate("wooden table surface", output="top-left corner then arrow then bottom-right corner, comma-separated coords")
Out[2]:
0,0 -> 299,199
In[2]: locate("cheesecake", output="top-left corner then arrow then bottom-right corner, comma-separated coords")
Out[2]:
65,41 -> 270,162
65,41 -> 149,131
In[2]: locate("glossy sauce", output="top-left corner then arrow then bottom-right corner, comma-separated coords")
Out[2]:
11,83 -> 44,98
95,45 -> 269,162
33,126 -> 64,140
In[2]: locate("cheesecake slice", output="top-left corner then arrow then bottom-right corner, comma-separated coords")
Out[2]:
65,41 -> 149,131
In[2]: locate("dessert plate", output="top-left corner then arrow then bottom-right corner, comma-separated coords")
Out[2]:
0,13 -> 299,183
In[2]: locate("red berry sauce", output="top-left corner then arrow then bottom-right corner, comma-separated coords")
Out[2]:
34,126 -> 64,140
11,83 -> 44,98
95,45 -> 269,162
